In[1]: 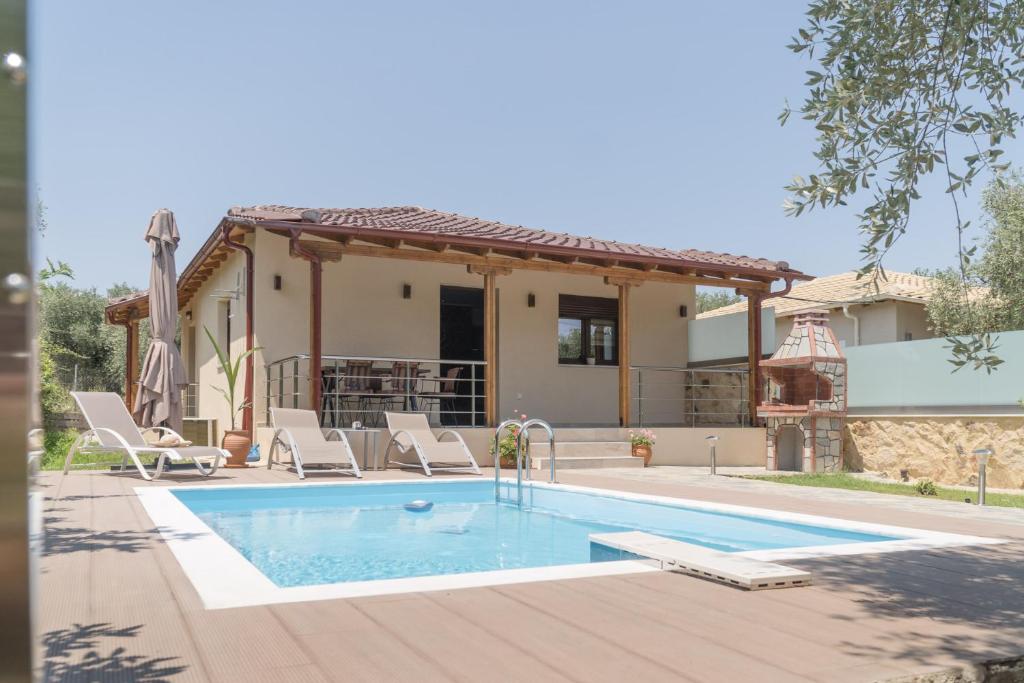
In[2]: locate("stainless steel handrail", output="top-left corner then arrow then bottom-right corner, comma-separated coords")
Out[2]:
265,354 -> 488,427
516,419 -> 556,508
493,419 -> 522,503
274,353 -> 487,366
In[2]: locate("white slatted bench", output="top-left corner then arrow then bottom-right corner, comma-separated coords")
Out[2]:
589,531 -> 812,591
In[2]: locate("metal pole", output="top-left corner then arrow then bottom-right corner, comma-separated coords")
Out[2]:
706,434 -> 719,476
637,369 -> 644,427
972,448 -> 992,506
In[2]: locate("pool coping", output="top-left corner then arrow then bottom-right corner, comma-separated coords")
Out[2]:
135,477 -> 1005,610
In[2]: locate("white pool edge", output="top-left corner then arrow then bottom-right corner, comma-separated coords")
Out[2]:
135,477 -> 1005,609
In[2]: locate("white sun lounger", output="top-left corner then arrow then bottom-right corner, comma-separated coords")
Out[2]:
268,407 -> 361,479
384,412 -> 480,476
65,392 -> 226,481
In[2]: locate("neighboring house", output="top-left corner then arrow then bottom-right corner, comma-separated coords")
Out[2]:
697,270 -> 943,349
105,205 -> 808,463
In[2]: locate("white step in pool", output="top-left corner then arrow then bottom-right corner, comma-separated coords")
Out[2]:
589,531 -> 812,590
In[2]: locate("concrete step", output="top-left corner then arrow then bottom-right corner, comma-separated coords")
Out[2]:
531,455 -> 644,470
530,440 -> 632,459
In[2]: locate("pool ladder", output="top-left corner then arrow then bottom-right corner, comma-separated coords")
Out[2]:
494,418 -> 556,508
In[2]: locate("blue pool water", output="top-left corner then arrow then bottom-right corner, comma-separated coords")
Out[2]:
173,481 -> 901,587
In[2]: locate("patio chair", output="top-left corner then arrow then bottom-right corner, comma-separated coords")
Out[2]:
268,407 -> 361,479
420,366 -> 463,425
384,411 -> 480,476
64,392 -> 225,481
386,361 -> 421,412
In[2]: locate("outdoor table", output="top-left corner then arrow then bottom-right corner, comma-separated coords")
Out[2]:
338,427 -> 382,471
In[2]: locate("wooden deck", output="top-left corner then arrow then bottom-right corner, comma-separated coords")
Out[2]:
36,466 -> 1024,682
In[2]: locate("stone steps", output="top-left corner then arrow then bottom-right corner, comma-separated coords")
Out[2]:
532,454 -> 644,470
529,440 -> 642,469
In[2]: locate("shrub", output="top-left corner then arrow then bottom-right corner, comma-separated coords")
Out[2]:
41,429 -> 78,470
915,479 -> 938,496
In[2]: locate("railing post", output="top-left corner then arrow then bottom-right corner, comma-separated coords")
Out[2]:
470,362 -> 477,427
293,358 -> 299,409
637,368 -> 644,427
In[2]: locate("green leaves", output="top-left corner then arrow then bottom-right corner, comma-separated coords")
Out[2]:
786,0 -> 1024,371
945,333 -> 1004,373
204,325 -> 259,430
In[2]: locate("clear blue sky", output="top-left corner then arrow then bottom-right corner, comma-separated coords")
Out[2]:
30,1 -> 1021,291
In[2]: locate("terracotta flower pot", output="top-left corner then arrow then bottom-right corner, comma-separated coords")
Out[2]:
222,430 -> 251,468
632,444 -> 652,467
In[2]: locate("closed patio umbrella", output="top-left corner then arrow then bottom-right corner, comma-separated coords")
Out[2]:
133,209 -> 187,434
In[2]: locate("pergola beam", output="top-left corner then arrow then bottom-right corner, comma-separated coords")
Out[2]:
290,239 -> 772,291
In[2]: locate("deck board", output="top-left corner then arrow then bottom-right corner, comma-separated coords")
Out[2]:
35,466 -> 1024,682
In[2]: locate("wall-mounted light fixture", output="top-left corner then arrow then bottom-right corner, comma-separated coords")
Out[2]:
184,310 -> 192,321
679,305 -> 688,318
402,283 -> 412,299
273,274 -> 282,291
527,293 -> 536,308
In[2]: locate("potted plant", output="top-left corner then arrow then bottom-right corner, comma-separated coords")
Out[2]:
491,414 -> 528,468
629,428 -> 656,466
585,352 -> 596,366
204,326 -> 258,468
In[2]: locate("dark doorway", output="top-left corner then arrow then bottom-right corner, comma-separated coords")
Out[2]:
776,425 -> 803,471
440,286 -> 485,426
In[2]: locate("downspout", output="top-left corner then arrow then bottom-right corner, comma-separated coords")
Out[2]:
288,230 -> 323,414
219,222 -> 255,437
841,304 -> 860,347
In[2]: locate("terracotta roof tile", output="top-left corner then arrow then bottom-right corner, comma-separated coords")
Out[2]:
227,205 -> 805,279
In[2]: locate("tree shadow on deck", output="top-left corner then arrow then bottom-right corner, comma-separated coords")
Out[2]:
43,519 -> 208,557
40,622 -> 188,682
795,543 -> 1024,665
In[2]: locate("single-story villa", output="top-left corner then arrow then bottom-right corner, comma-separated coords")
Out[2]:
105,205 -> 809,466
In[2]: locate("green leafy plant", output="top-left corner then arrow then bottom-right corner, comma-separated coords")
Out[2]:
204,326 -> 258,431
628,428 -> 656,448
783,0 -> 1024,371
490,414 -> 528,463
915,479 -> 938,496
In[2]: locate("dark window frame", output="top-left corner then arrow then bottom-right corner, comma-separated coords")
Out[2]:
557,294 -> 619,366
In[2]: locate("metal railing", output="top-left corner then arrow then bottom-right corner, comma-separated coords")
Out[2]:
182,383 -> 198,418
265,354 -> 487,428
633,366 -> 751,427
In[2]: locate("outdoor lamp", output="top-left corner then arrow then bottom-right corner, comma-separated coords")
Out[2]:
705,435 -> 719,476
402,283 -> 412,299
972,448 -> 993,506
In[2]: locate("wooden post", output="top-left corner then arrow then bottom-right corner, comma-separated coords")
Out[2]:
468,265 -> 510,426
483,270 -> 496,426
746,291 -> 763,426
308,258 -> 322,413
125,318 -> 139,411
618,283 -> 631,427
604,276 -> 641,428
289,233 -> 324,413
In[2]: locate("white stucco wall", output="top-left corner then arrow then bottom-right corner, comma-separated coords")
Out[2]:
772,301 -> 936,350
217,231 -> 695,430
180,245 -> 249,440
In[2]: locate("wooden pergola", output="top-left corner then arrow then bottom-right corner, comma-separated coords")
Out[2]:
106,206 -> 810,432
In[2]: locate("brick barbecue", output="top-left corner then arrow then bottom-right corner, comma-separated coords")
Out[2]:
758,310 -> 846,472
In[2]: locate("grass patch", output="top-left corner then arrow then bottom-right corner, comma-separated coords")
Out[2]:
40,428 -> 156,471
743,473 -> 1024,509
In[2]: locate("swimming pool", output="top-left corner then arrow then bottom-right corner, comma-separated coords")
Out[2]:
137,479 -> 1003,608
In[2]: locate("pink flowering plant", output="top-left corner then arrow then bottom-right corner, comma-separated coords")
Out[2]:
490,413 -> 529,463
628,428 -> 656,448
